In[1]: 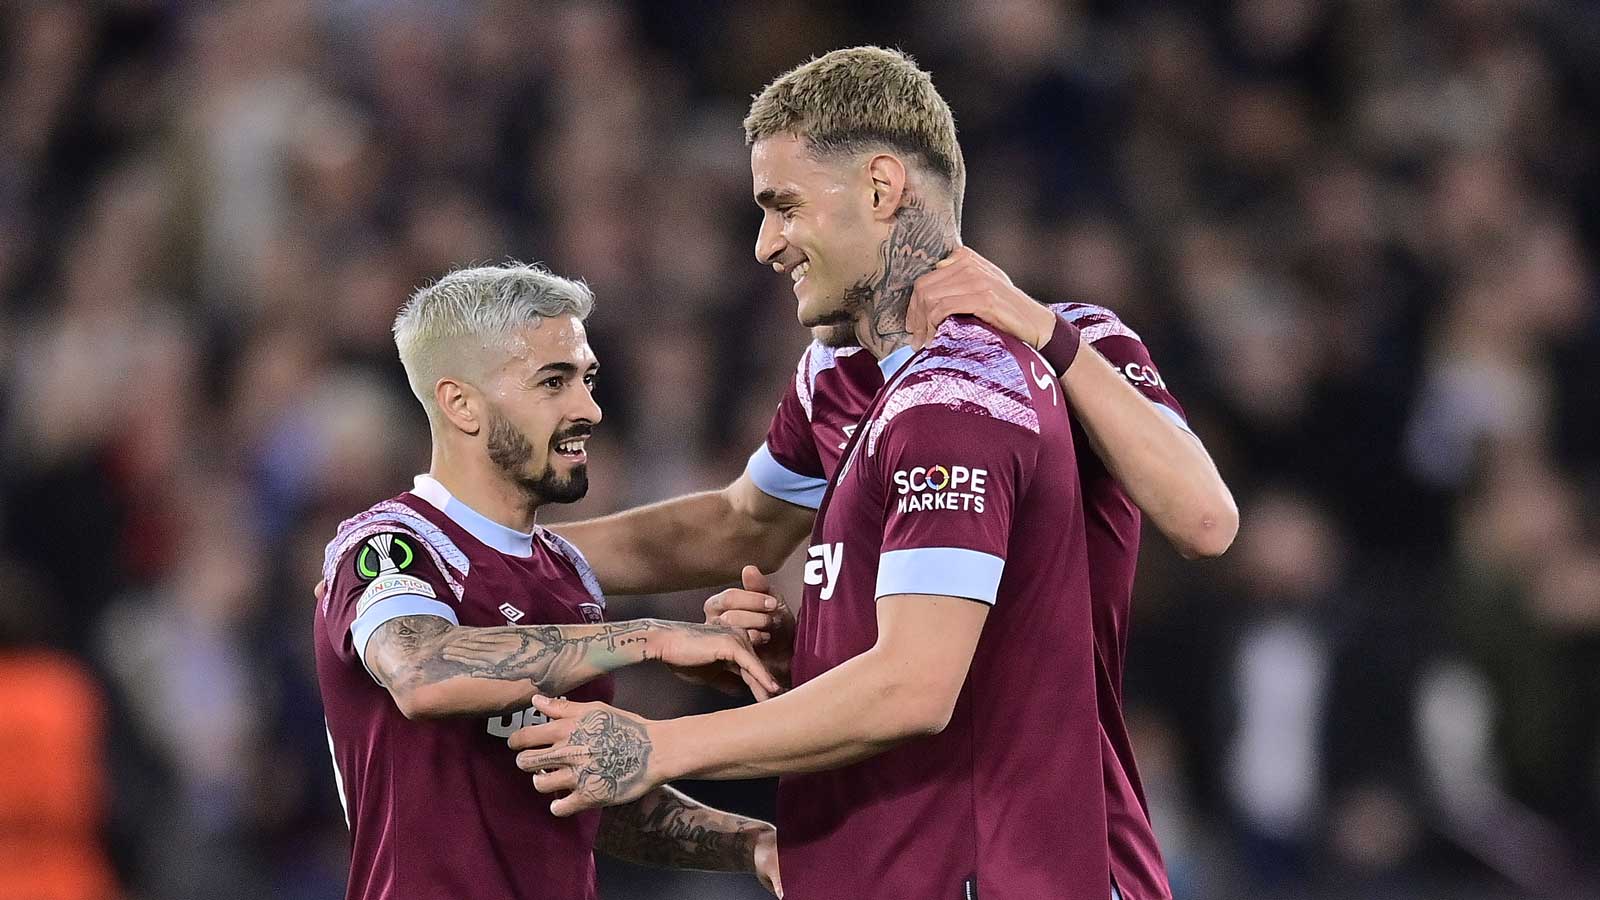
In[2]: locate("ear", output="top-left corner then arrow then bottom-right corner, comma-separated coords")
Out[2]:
435,378 -> 482,436
866,153 -> 909,224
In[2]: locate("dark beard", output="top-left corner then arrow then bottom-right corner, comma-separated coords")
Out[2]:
841,195 -> 955,356
486,413 -> 589,506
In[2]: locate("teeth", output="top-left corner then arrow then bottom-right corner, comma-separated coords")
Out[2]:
557,439 -> 586,453
791,261 -> 810,282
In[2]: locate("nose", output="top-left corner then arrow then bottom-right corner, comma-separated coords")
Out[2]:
575,380 -> 602,426
755,213 -> 786,266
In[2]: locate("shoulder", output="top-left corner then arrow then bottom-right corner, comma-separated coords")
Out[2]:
793,339 -> 871,419
322,496 -> 470,598
865,317 -> 1042,457
1048,301 -> 1143,346
536,529 -> 606,611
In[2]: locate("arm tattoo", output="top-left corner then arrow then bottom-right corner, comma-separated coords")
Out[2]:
843,194 -> 957,356
598,787 -> 760,872
368,616 -> 660,697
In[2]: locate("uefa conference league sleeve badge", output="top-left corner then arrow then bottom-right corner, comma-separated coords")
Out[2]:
354,533 -> 438,618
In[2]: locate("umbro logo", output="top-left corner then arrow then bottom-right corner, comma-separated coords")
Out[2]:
838,424 -> 857,450
498,603 -> 525,623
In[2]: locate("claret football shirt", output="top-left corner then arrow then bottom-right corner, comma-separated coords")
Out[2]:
315,474 -> 613,900
776,317 -> 1110,899
750,303 -> 1181,899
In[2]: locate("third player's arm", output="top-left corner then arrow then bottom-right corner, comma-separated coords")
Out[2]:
651,593 -> 986,778
512,591 -> 987,809
907,247 -> 1238,558
364,615 -> 778,720
1059,344 -> 1238,558
597,786 -> 774,872
551,473 -> 815,596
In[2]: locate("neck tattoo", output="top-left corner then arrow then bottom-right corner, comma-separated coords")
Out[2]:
843,195 -> 957,358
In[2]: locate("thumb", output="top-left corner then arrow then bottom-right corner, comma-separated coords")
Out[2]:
531,694 -> 574,719
741,564 -> 772,595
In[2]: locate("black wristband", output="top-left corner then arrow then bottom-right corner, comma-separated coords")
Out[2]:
1037,315 -> 1082,373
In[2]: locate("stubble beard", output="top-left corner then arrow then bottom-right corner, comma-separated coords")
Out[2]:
486,411 -> 589,507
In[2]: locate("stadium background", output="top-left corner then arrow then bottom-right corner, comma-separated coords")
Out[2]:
1,1 -> 1597,898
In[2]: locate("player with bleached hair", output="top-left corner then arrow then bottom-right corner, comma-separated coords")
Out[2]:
514,48 -> 1236,900
315,262 -> 783,900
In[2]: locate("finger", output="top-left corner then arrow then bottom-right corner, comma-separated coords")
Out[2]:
740,565 -> 773,597
530,694 -> 584,721
749,628 -> 771,645
703,592 -> 727,619
714,588 -> 778,613
532,767 -> 578,794
551,791 -> 599,818
313,580 -> 327,604
507,718 -> 574,752
715,609 -> 779,631
727,643 -> 779,697
738,665 -> 774,702
516,746 -> 582,773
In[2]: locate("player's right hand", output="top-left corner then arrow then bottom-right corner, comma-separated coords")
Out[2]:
704,565 -> 795,689
647,618 -> 783,701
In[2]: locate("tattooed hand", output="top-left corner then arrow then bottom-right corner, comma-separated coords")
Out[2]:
511,697 -> 661,816
643,619 -> 782,701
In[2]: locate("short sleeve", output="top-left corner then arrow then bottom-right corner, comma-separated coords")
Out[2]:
1052,303 -> 1189,431
324,529 -> 460,677
872,406 -> 1043,605
1092,334 -> 1189,430
745,354 -> 828,509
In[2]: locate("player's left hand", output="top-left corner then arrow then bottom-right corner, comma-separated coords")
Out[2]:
906,246 -> 1058,350
510,695 -> 663,816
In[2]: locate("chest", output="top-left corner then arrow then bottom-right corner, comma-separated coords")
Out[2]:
809,363 -> 883,481
455,547 -> 603,629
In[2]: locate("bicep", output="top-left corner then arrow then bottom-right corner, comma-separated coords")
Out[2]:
873,594 -> 989,707
364,614 -> 453,689
727,471 -> 816,545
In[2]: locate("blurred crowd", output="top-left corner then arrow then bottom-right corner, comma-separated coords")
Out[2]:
0,1 -> 1597,898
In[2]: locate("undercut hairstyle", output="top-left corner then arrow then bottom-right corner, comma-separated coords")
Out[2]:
393,262 -> 595,422
744,46 -> 966,224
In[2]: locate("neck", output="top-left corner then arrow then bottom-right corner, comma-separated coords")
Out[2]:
846,196 -> 958,360
429,441 -> 540,533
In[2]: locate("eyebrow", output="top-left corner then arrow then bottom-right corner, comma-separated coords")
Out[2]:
755,187 -> 801,208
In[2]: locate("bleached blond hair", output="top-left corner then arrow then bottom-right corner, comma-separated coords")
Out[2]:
744,46 -> 965,223
393,262 -> 594,422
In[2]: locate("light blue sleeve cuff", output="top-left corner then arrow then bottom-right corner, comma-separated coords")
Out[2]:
1154,402 -> 1193,435
875,547 -> 1007,605
745,443 -> 826,509
351,595 -> 459,675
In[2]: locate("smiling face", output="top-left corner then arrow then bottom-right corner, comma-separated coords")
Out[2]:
477,314 -> 601,505
752,135 -> 890,337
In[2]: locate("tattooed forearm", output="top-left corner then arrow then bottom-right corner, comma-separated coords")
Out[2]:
844,194 -> 957,356
598,787 -> 764,872
368,616 -> 654,698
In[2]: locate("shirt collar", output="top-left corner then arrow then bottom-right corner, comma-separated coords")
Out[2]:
878,344 -> 915,379
411,474 -> 535,558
